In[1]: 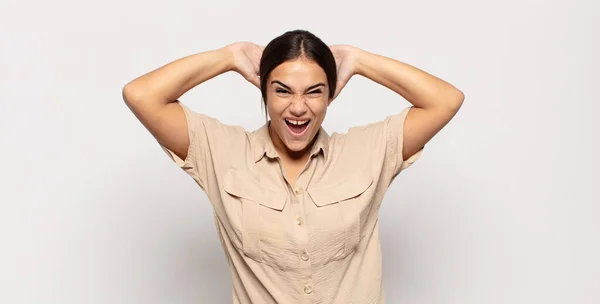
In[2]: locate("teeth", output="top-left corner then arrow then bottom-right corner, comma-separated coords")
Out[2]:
286,119 -> 309,125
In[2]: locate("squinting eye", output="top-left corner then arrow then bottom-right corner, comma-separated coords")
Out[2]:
276,89 -> 290,94
308,90 -> 322,95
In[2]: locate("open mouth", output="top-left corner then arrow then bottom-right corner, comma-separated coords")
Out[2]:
285,118 -> 310,136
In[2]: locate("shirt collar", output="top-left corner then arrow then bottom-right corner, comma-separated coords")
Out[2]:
252,122 -> 330,163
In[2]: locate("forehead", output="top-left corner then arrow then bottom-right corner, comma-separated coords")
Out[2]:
269,58 -> 327,89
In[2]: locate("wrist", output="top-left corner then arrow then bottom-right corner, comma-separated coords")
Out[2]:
352,48 -> 370,76
220,44 -> 237,72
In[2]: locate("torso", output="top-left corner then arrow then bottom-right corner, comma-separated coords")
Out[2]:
162,104 -> 423,303
280,158 -> 308,187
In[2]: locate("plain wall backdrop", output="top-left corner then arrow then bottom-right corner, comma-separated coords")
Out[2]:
1,0 -> 599,303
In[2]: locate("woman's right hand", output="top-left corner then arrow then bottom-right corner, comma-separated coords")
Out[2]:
227,42 -> 264,89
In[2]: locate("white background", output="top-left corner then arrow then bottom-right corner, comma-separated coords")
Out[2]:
1,0 -> 599,303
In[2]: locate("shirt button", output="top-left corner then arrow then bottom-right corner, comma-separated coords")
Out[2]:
301,251 -> 309,261
304,284 -> 313,294
294,187 -> 303,195
296,217 -> 304,226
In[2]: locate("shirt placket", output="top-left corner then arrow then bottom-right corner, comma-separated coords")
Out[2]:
290,159 -> 318,301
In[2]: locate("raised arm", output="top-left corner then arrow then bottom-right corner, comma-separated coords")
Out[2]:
122,42 -> 263,160
331,45 -> 464,162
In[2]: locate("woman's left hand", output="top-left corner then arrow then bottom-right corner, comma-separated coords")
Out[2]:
329,45 -> 362,101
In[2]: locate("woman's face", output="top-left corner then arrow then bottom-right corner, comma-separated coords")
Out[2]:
266,57 -> 330,156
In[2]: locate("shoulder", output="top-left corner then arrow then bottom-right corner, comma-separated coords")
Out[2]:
335,107 -> 414,143
182,105 -> 251,139
329,119 -> 387,149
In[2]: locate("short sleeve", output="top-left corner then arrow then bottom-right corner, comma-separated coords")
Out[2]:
159,102 -> 238,191
384,106 -> 424,178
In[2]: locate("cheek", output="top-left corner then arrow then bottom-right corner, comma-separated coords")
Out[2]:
308,99 -> 328,118
266,98 -> 287,118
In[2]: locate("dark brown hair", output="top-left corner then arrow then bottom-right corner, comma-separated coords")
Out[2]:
259,30 -> 337,117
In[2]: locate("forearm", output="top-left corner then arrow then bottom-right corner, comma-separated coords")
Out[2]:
123,47 -> 234,105
354,49 -> 463,110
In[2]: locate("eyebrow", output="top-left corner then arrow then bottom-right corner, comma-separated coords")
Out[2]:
271,80 -> 325,92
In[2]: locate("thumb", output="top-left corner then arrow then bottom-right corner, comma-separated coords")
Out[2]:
333,77 -> 349,100
248,73 -> 261,89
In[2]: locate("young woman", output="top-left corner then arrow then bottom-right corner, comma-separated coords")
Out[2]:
123,30 -> 464,304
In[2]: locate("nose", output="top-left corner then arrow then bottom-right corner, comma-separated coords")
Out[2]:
289,97 -> 308,117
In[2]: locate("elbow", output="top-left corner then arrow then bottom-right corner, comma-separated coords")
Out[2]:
122,82 -> 145,108
122,82 -> 173,112
448,89 -> 465,112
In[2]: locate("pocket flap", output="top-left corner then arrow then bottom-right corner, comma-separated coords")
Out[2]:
307,173 -> 373,207
223,169 -> 287,211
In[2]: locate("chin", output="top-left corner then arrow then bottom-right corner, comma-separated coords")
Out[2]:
284,140 -> 310,152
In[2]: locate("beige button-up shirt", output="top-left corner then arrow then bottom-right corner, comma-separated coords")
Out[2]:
161,103 -> 423,304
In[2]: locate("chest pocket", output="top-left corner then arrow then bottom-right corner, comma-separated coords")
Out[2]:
222,169 -> 289,270
307,172 -> 374,264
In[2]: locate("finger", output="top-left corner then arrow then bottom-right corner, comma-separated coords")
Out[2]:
248,74 -> 261,89
256,45 -> 265,55
333,79 -> 348,100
